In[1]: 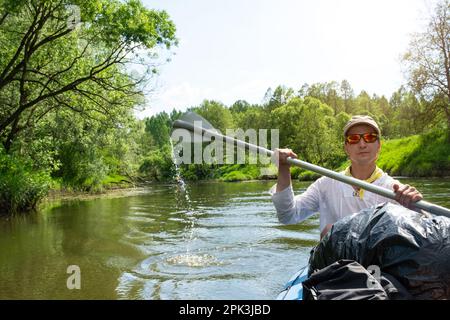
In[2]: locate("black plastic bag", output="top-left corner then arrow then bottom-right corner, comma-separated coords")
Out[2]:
309,202 -> 450,299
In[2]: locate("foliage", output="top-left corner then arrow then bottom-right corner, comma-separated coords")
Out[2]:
219,171 -> 250,182
145,112 -> 172,148
297,170 -> 322,181
271,97 -> 343,167
0,0 -> 177,151
139,144 -> 175,182
0,0 -> 177,212
0,147 -> 51,213
402,0 -> 450,138
377,129 -> 450,176
144,77 -> 450,183
191,100 -> 234,133
101,174 -> 131,189
1,0 -> 449,216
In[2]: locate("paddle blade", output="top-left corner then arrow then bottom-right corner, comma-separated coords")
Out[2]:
172,112 -> 221,143
178,112 -> 218,132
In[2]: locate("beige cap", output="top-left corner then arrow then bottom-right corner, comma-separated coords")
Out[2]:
343,115 -> 381,137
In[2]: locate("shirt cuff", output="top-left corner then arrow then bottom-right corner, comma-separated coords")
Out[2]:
269,183 -> 294,201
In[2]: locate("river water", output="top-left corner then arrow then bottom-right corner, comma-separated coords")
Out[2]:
0,178 -> 449,299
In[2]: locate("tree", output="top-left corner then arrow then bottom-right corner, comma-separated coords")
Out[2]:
402,0 -> 450,140
0,0 -> 177,151
145,111 -> 171,148
324,81 -> 341,116
233,106 -> 267,131
271,97 -> 342,166
263,85 -> 294,111
192,100 -> 234,133
340,80 -> 354,114
299,81 -> 344,115
230,99 -> 250,114
354,91 -> 374,115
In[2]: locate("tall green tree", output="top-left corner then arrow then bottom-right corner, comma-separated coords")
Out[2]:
263,85 -> 295,111
388,87 -> 432,137
271,97 -> 342,166
354,91 -> 374,115
230,99 -> 250,114
340,80 -> 354,114
0,0 -> 177,151
402,0 -> 450,140
145,111 -> 171,148
233,106 -> 268,131
192,100 -> 234,133
298,81 -> 344,115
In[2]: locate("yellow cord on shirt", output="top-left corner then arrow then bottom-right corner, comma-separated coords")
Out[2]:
344,166 -> 383,199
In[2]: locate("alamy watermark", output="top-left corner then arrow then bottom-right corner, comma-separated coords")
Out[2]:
66,4 -> 81,30
171,123 -> 279,167
66,265 -> 81,290
367,265 -> 381,288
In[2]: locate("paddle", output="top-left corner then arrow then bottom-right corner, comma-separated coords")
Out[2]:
172,112 -> 450,218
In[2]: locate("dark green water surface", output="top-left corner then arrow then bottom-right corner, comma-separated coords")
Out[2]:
0,178 -> 448,299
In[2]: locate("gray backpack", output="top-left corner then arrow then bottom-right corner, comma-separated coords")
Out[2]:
302,259 -> 412,300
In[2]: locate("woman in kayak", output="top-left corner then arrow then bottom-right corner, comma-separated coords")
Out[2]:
270,115 -> 423,239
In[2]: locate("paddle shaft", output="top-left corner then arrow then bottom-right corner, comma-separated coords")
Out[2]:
173,119 -> 450,218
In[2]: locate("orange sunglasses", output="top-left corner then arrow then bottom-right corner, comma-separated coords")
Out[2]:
345,133 -> 379,144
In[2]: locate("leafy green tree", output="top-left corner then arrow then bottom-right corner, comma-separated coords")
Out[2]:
0,0 -> 177,151
271,97 -> 341,166
402,0 -> 450,140
263,85 -> 295,111
230,100 -> 250,114
340,80 -> 354,114
170,108 -> 183,122
233,106 -> 267,131
335,111 -> 351,140
145,111 -> 171,148
0,146 -> 51,213
139,144 -> 175,182
353,91 -> 374,115
298,81 -> 345,115
192,100 -> 234,133
388,87 -> 439,137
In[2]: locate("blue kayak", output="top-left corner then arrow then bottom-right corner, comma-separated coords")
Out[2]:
276,265 -> 309,300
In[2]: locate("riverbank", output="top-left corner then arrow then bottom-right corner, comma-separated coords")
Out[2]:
2,130 -> 448,215
40,130 -> 450,203
377,129 -> 450,176
213,129 -> 450,182
44,186 -> 151,203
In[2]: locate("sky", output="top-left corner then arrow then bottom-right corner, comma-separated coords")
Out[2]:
137,0 -> 439,118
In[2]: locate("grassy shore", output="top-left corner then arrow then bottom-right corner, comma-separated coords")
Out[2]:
377,130 -> 450,177
214,129 -> 450,182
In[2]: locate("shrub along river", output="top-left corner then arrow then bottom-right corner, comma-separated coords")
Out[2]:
0,178 -> 449,299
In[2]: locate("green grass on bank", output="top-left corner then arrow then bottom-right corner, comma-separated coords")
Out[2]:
48,174 -> 133,194
215,129 -> 450,182
292,129 -> 450,179
299,129 -> 450,179
218,163 -> 275,182
377,130 -> 450,177
101,174 -> 133,189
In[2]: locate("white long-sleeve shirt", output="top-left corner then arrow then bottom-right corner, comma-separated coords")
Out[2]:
269,171 -> 399,232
